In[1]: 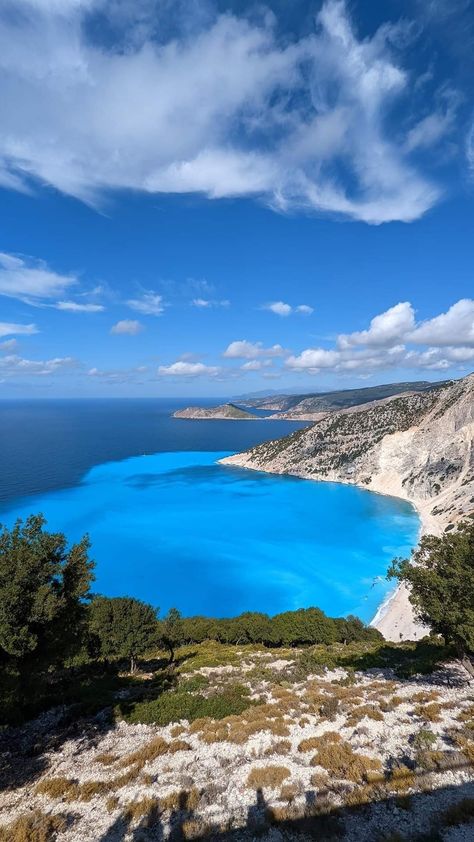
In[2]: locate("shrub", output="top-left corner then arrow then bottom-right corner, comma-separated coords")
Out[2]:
120,683 -> 252,725
310,740 -> 382,783
124,797 -> 160,823
246,766 -> 291,790
298,732 -> 341,753
0,811 -> 67,842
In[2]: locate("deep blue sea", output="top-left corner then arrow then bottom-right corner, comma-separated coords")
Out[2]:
0,399 -> 419,622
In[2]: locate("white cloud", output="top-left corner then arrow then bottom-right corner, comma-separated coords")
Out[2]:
241,359 -> 273,371
54,300 -> 104,312
0,0 -> 445,223
285,298 -> 474,375
409,299 -> 474,346
264,301 -> 313,316
0,321 -> 38,338
110,319 -> 144,335
223,340 -> 286,359
338,302 -> 416,349
191,298 -> 230,308
265,301 -> 292,317
0,338 -> 18,351
0,354 -> 76,377
110,319 -> 144,336
127,291 -> 164,316
0,252 -> 76,303
158,361 -> 221,377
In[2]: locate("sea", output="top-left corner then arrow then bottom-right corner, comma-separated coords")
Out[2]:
0,399 -> 419,622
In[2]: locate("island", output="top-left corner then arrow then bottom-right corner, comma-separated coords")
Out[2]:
173,402 -> 259,420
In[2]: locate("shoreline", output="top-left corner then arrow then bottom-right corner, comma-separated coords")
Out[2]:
219,454 -> 432,642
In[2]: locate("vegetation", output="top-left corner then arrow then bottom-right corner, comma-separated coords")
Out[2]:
0,514 -> 94,720
88,595 -> 159,673
389,520 -> 474,678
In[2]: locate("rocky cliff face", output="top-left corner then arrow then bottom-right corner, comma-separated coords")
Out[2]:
223,374 -> 474,535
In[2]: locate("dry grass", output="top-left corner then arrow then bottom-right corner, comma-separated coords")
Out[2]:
246,765 -> 291,790
0,811 -> 66,842
346,704 -> 384,726
310,740 -> 382,784
124,797 -> 160,822
95,752 -> 118,766
120,736 -> 171,768
106,796 -> 119,813
411,691 -> 439,704
190,704 -> 291,745
414,702 -> 442,723
160,788 -> 201,812
298,732 -> 341,753
263,739 -> 292,756
386,763 -> 416,793
309,771 -> 330,789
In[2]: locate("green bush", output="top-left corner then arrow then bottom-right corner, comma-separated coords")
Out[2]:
119,683 -> 253,725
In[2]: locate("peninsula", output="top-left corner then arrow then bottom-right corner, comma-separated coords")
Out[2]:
173,402 -> 259,420
222,373 -> 474,641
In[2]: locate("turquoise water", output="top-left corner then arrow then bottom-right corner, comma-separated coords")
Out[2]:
1,450 -> 419,622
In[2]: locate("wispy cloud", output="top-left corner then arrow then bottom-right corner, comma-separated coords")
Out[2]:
0,252 -> 76,304
0,321 -> 38,338
191,298 -> 230,309
127,291 -> 164,316
55,300 -> 105,312
0,0 -> 451,223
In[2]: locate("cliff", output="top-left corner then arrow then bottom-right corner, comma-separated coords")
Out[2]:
222,374 -> 474,639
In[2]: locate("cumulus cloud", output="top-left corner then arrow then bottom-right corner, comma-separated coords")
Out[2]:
110,319 -> 144,335
0,321 -> 38,338
158,361 -> 221,377
223,340 -> 286,359
286,298 -> 474,375
241,359 -> 272,371
338,302 -> 416,349
0,0 -> 447,223
409,299 -> 474,346
127,291 -> 164,316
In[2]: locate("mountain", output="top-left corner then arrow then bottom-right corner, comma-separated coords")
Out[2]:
173,402 -> 259,420
222,374 -> 474,640
238,379 -> 451,414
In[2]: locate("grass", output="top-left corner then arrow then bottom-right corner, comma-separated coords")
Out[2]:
0,811 -> 67,842
246,766 -> 291,789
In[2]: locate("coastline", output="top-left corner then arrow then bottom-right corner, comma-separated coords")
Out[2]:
219,454 -> 433,642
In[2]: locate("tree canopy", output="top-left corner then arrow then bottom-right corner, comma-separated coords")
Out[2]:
389,520 -> 474,676
0,514 -> 94,672
88,595 -> 159,672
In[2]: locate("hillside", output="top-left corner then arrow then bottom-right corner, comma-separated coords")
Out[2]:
222,374 -> 474,639
239,380 -> 451,416
2,639 -> 474,842
173,403 -> 258,420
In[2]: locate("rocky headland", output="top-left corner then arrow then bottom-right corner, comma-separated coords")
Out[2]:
173,403 -> 259,421
222,374 -> 474,641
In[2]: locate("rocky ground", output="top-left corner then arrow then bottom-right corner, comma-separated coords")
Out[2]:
1,643 -> 474,841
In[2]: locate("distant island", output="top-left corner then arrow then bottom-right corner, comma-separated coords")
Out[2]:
173,402 -> 259,420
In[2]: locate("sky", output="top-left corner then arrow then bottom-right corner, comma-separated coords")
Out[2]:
0,0 -> 473,398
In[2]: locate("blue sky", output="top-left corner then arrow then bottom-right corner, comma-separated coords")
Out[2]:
0,0 -> 473,397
